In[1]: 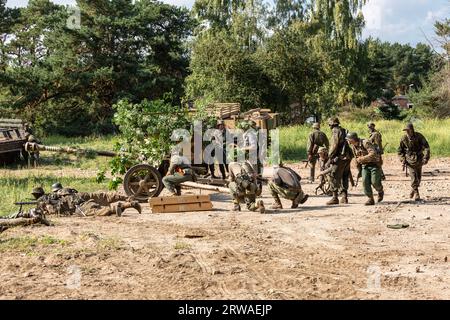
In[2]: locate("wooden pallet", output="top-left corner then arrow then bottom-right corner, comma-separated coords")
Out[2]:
149,194 -> 213,213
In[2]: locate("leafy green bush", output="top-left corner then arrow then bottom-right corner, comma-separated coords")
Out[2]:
374,103 -> 406,120
100,96 -> 205,189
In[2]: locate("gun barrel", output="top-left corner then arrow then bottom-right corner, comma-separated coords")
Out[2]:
14,201 -> 38,206
25,142 -> 116,158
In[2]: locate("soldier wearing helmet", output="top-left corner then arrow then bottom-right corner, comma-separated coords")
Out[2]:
24,133 -> 41,168
398,123 -> 430,201
36,183 -> 141,217
228,161 -> 265,213
239,119 -> 262,191
326,117 -> 353,205
31,187 -> 45,200
307,122 -> 329,183
346,132 -> 384,206
367,122 -> 386,180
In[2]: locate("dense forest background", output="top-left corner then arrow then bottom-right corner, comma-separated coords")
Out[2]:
0,0 -> 449,136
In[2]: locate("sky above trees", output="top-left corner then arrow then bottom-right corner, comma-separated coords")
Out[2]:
6,0 -> 448,46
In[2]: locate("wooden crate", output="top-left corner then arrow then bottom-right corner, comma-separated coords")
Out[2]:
149,194 -> 213,213
209,103 -> 241,119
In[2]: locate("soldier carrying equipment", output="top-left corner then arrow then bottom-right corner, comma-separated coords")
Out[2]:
228,162 -> 265,213
398,123 -> 430,201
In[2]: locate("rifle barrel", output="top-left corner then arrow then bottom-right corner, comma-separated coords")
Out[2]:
14,201 -> 38,206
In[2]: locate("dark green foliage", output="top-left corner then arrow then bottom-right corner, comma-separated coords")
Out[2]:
0,0 -> 194,135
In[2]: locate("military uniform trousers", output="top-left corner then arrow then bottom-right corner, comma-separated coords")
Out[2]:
330,159 -> 351,193
269,182 -> 304,201
361,165 -> 384,197
308,155 -> 318,182
162,173 -> 193,193
407,162 -> 423,191
79,192 -> 129,206
229,181 -> 258,211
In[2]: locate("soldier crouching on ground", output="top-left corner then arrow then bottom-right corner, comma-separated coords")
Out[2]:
269,163 -> 309,209
398,123 -> 430,201
162,155 -> 196,196
228,162 -> 265,213
346,132 -> 384,206
40,184 -> 141,217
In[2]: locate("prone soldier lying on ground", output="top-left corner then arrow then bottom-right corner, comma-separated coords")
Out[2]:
37,184 -> 142,217
228,161 -> 265,213
269,163 -> 309,209
0,207 -> 51,234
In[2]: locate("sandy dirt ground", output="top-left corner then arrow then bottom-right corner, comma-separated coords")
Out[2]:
1,156 -> 449,300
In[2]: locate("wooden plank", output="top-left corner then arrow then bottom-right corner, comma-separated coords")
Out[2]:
149,194 -> 211,206
151,201 -> 213,213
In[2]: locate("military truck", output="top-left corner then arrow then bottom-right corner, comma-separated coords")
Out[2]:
0,119 -> 28,164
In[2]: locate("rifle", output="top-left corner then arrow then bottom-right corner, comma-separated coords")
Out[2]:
355,164 -> 363,187
403,161 -> 408,177
302,160 -> 309,168
349,169 -> 356,187
14,201 -> 38,215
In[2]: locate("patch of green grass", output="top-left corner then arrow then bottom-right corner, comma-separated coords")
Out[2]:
0,235 -> 70,253
174,241 -> 191,250
280,119 -> 450,162
0,136 -> 116,216
44,134 -> 118,150
97,237 -> 123,250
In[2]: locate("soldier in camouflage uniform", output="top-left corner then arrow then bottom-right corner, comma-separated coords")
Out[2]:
316,147 -> 333,195
346,132 -> 384,206
368,122 -> 386,180
269,163 -> 309,209
0,187 -> 51,233
326,117 -> 353,205
398,123 -> 430,201
42,184 -> 141,217
162,155 -> 195,196
228,161 -> 265,213
0,207 -> 50,233
307,123 -> 329,182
